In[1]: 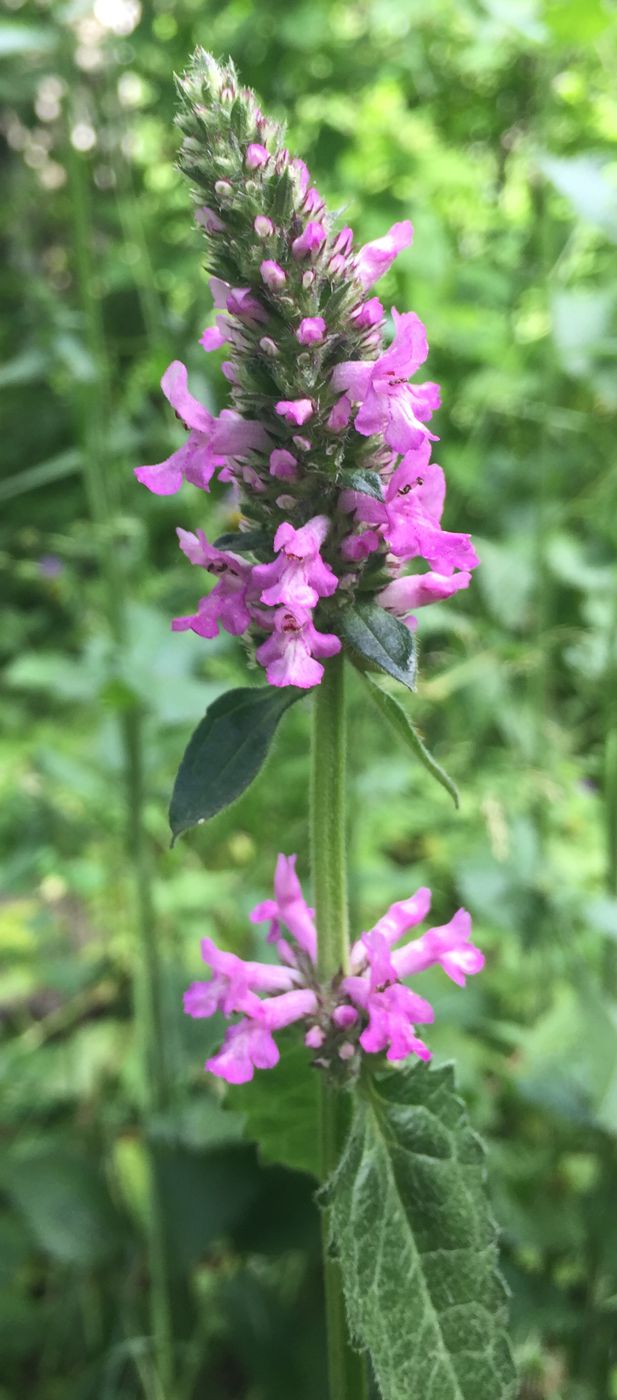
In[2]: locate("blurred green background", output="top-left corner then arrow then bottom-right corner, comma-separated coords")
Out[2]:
2,0 -> 617,1396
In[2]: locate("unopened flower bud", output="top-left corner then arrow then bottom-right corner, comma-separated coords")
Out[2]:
254,214 -> 274,238
246,142 -> 269,169
259,335 -> 279,357
260,259 -> 286,290
297,316 -> 326,346
291,221 -> 326,259
214,178 -> 233,200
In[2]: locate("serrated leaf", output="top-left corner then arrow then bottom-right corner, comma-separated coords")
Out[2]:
339,602 -> 417,691
329,1063 -> 516,1400
170,686 -> 304,839
361,673 -> 459,807
232,1034 -> 320,1178
337,468 -> 385,500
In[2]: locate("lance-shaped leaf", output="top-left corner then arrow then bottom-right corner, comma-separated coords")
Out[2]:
170,686 -> 304,839
328,1063 -> 516,1400
339,601 -> 417,691
361,673 -> 459,808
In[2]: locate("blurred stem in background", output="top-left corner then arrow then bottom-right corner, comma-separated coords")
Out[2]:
311,656 -> 368,1400
65,115 -> 175,1398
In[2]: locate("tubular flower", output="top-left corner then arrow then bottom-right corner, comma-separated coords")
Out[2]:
184,857 -> 484,1083
135,52 -> 478,687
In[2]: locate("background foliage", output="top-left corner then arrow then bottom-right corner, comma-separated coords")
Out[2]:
1,0 -> 617,1396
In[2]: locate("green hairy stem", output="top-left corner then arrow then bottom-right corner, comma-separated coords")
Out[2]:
311,655 -> 368,1400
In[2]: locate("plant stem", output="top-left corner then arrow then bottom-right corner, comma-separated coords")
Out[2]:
311,654 -> 368,1400
66,116 -> 174,1397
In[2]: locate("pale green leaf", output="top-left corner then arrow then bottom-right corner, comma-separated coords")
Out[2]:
361,673 -> 459,807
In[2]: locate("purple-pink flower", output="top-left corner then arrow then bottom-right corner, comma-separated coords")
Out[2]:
355,220 -> 413,290
296,316 -> 326,345
184,859 -> 484,1083
275,398 -> 314,426
255,606 -> 341,688
134,361 -> 224,496
171,529 -> 260,638
333,309 -> 440,454
252,516 -> 338,610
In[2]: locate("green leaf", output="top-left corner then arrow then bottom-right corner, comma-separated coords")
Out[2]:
170,685 -> 304,839
5,1149 -> 124,1267
361,673 -> 459,807
336,467 -> 385,500
213,528 -> 272,554
232,1033 -> 320,1178
339,602 -> 417,691
329,1063 -> 516,1400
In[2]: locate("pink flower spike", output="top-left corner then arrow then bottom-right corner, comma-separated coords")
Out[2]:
355,219 -> 413,290
296,316 -> 326,346
206,1019 -> 279,1083
291,221 -> 327,259
269,449 -> 298,480
260,259 -> 287,290
245,142 -> 269,168
275,398 -> 313,426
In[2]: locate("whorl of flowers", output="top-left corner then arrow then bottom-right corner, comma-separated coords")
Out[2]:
184,855 -> 484,1084
135,51 -> 479,688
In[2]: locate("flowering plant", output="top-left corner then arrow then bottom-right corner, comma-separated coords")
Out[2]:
136,51 -> 515,1400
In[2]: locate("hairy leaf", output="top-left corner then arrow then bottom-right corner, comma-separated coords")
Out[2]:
362,673 -> 459,807
340,602 -> 417,691
170,686 -> 304,839
329,1063 -> 516,1400
337,467 -> 385,500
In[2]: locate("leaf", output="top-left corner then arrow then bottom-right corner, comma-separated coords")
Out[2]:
361,673 -> 459,807
232,1033 -> 320,1178
5,1149 -> 124,1267
329,1063 -> 516,1400
339,602 -> 417,691
336,467 -> 385,500
169,685 -> 304,839
213,528 -> 272,554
